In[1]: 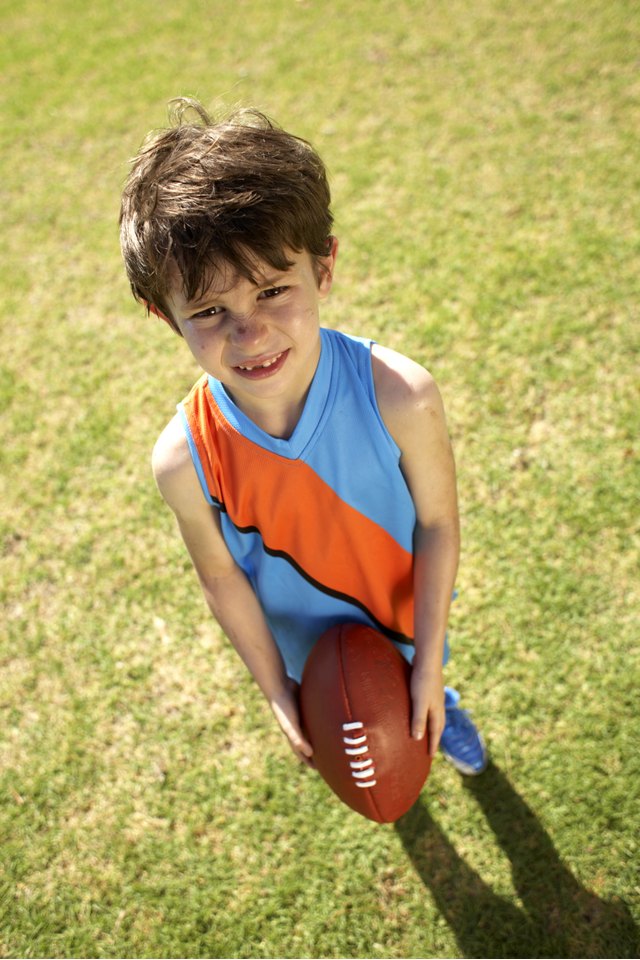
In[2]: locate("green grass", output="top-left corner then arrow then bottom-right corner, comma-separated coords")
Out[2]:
1,0 -> 638,956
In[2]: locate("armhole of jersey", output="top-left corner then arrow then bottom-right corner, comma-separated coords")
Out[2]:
177,402 -> 217,507
364,341 -> 402,459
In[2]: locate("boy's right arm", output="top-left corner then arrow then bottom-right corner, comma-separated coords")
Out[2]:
151,415 -> 314,766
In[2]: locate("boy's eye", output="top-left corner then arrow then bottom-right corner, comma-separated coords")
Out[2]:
260,286 -> 287,299
191,305 -> 223,320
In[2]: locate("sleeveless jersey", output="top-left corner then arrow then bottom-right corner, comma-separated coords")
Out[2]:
178,327 -> 417,682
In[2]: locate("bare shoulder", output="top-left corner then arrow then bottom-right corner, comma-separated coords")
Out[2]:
151,414 -> 202,514
151,414 -> 235,576
371,345 -> 457,527
371,343 -> 447,445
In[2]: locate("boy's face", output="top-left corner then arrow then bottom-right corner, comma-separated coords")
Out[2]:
166,243 -> 337,427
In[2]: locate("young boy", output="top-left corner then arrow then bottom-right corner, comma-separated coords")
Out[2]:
120,98 -> 487,776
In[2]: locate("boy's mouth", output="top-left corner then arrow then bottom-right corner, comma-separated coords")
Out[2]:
233,349 -> 289,379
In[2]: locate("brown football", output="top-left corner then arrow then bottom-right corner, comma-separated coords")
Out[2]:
300,622 -> 432,823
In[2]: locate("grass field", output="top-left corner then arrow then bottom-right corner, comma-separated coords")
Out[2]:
1,0 -> 639,956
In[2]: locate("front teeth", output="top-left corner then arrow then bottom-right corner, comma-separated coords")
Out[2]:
238,352 -> 283,371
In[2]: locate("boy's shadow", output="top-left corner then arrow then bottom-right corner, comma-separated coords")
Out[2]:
395,763 -> 638,959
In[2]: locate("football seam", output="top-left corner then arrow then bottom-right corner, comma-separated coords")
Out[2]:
342,722 -> 377,786
337,626 -> 384,822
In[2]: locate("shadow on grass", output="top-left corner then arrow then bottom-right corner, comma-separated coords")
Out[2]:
395,762 -> 638,959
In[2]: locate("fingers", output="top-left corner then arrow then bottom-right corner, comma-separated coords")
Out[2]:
286,723 -> 314,766
411,711 -> 427,742
293,745 -> 315,768
412,707 -> 443,756
410,670 -> 445,755
413,714 -> 443,750
287,731 -> 315,767
426,713 -> 444,758
410,673 -> 430,740
270,688 -> 314,766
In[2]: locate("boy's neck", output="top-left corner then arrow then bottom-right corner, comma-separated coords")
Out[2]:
228,390 -> 308,440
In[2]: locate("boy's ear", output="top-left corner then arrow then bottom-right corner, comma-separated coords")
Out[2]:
142,300 -> 180,333
144,301 -> 170,323
317,235 -> 339,297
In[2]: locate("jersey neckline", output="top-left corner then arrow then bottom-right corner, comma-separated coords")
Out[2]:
207,328 -> 336,460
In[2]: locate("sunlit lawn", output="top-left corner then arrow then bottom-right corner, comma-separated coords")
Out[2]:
1,0 -> 638,956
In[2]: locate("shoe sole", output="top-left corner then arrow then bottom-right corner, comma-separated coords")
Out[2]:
441,749 -> 488,775
440,736 -> 489,776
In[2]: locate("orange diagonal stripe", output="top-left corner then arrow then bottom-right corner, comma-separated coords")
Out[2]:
184,379 -> 415,640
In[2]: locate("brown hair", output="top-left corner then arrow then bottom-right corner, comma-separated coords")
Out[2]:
119,98 -> 333,333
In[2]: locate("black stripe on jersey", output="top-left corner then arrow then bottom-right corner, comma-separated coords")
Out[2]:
228,520 -> 414,647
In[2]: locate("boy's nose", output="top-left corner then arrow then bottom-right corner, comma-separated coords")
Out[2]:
229,312 -> 267,345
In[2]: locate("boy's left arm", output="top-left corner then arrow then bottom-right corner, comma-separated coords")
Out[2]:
372,344 -> 460,758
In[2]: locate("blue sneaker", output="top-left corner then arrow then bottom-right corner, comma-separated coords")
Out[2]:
440,687 -> 488,775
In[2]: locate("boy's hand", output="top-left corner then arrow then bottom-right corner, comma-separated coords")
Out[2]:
270,679 -> 315,767
410,664 -> 445,758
